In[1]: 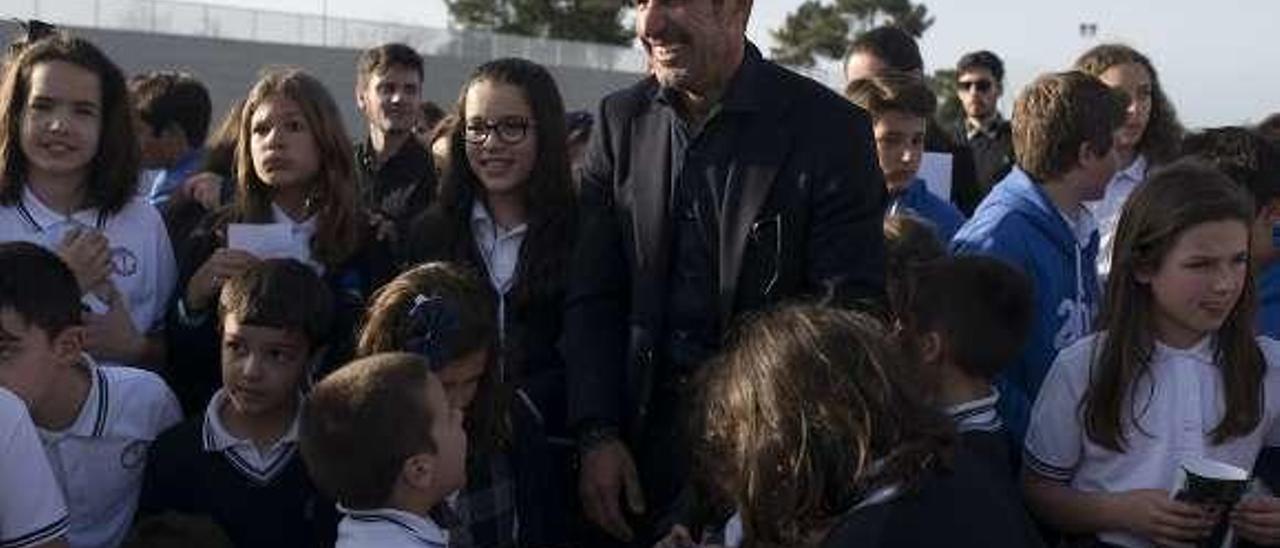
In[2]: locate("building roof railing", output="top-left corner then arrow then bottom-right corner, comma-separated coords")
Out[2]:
10,0 -> 648,73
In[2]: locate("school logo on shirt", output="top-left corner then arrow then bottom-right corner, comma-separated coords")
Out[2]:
109,247 -> 138,278
120,440 -> 149,470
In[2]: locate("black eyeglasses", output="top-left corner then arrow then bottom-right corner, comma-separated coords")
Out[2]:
958,79 -> 994,93
464,117 -> 534,145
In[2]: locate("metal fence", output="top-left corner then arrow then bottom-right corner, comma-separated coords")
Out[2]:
9,0 -> 648,73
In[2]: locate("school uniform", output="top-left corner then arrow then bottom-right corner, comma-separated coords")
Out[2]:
407,198 -> 576,546
0,187 -> 178,369
168,204 -> 393,414
337,506 -> 450,548
139,389 -> 338,547
1025,333 -> 1280,548
39,355 -> 182,548
888,178 -> 966,243
819,447 -> 1045,548
952,167 -> 1101,442
1084,155 -> 1149,282
0,387 -> 68,548
947,388 -> 1017,480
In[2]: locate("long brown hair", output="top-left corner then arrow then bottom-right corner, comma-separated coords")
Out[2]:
233,68 -> 360,269
694,305 -> 955,547
1085,159 -> 1262,451
431,58 -> 576,309
0,33 -> 138,215
355,261 -> 506,455
1074,44 -> 1184,165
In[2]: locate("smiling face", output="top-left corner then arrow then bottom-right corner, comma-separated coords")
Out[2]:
358,65 -> 422,138
1140,220 -> 1250,348
249,95 -> 321,189
463,80 -> 537,199
219,316 -> 310,419
636,0 -> 747,95
1098,62 -> 1153,154
20,61 -> 102,185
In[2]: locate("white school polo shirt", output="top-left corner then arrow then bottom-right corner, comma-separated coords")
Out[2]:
1084,155 -> 1148,282
1025,333 -> 1280,548
0,187 -> 177,367
0,387 -> 68,548
336,506 -> 449,548
39,356 -> 182,548
201,388 -> 301,484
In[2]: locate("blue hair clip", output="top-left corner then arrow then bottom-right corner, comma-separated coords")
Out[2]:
404,294 -> 460,368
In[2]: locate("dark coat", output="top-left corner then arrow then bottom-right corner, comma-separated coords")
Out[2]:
562,43 -> 888,441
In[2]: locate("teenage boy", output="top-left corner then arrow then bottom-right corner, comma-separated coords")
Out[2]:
846,73 -> 966,242
140,259 -> 338,546
354,43 -> 438,255
843,25 -> 982,215
300,352 -> 467,547
953,50 -> 1015,195
0,242 -> 181,548
129,71 -> 212,209
952,71 -> 1127,441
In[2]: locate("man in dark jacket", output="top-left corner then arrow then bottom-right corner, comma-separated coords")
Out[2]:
563,0 -> 886,544
353,43 -> 437,258
953,50 -> 1015,200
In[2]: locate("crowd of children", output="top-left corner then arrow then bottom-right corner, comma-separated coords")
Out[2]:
2,14 -> 1280,548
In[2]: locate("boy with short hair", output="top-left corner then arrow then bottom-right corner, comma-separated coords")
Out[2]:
300,352 -> 466,547
140,259 -> 339,546
0,241 -> 181,548
899,255 -> 1034,479
846,73 -> 967,242
951,71 -> 1128,441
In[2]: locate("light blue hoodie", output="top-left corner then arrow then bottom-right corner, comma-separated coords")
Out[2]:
951,167 -> 1100,442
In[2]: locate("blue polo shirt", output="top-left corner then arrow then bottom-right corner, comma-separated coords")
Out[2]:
888,178 -> 966,243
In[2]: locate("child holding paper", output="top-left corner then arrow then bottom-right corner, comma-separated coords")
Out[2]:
1023,160 -> 1280,547
170,68 -> 392,413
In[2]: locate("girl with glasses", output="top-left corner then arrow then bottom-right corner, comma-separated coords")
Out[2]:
405,57 -> 578,547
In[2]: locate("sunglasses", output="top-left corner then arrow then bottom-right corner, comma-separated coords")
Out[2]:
958,79 -> 994,93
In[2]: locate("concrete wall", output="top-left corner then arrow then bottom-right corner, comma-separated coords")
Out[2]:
2,22 -> 642,138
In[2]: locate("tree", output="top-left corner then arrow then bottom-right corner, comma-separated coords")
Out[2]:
929,68 -> 964,131
445,0 -> 632,46
771,0 -> 934,68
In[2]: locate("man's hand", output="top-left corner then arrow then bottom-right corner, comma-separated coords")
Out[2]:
580,439 -> 646,542
182,172 -> 226,210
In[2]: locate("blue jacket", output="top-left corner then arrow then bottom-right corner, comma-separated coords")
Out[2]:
950,168 -> 1100,441
889,178 -> 966,243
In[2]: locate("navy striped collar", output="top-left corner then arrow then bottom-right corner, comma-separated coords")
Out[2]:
201,389 -> 301,485
945,387 -> 1003,433
339,505 -> 449,547
39,355 -> 108,440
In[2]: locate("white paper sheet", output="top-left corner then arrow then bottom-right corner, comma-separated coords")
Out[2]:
226,223 -> 310,264
918,152 -> 954,202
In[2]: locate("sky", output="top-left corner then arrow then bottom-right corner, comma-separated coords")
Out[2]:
12,0 -> 1277,127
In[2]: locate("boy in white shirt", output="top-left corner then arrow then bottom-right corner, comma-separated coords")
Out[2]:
300,352 -> 466,548
0,242 -> 180,548
0,385 -> 68,548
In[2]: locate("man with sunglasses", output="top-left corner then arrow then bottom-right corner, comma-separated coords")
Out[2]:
954,50 -> 1015,199
565,0 -> 886,545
